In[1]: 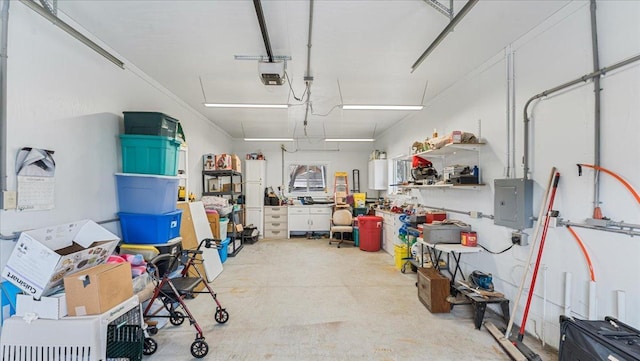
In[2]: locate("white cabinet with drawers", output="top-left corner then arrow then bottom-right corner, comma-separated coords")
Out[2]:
263,206 -> 288,239
287,206 -> 332,238
375,210 -> 401,255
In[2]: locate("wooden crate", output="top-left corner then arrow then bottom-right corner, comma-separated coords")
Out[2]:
417,267 -> 450,313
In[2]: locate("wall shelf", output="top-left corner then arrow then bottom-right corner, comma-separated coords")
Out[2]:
399,183 -> 485,190
404,142 -> 485,160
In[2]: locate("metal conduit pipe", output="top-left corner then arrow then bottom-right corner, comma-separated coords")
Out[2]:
0,0 -> 8,207
522,53 -> 640,179
590,0 -> 602,214
420,204 -> 494,220
560,220 -> 640,237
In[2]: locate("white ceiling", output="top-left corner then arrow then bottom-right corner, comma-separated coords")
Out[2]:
55,0 -> 570,140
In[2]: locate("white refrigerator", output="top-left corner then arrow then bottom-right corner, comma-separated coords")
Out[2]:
244,160 -> 266,237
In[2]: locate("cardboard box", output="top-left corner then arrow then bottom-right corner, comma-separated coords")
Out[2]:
221,183 -> 232,192
16,293 -> 67,319
203,153 -> 216,171
215,154 -> 232,170
63,263 -> 133,316
233,183 -> 242,192
231,154 -> 242,172
1,220 -> 119,298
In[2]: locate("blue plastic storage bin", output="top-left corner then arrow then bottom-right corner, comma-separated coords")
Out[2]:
218,238 -> 230,263
115,173 -> 179,214
120,134 -> 180,176
119,209 -> 182,244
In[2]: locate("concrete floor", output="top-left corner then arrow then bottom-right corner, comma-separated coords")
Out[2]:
148,237 -> 558,361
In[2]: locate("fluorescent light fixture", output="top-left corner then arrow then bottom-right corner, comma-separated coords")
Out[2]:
204,103 -> 289,109
324,138 -> 375,142
341,105 -> 423,111
244,138 -> 294,142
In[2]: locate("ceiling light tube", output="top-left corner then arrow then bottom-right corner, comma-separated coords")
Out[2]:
324,138 -> 375,142
204,103 -> 289,109
341,105 -> 423,111
244,138 -> 294,141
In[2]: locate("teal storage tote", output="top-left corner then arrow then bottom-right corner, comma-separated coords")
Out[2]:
217,238 -> 230,263
123,111 -> 179,139
120,134 -> 180,176
119,209 -> 182,244
115,173 -> 179,214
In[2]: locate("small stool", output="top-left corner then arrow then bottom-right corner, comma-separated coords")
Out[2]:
452,285 -> 510,330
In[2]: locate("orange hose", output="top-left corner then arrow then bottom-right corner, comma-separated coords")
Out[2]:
566,226 -> 596,282
579,163 -> 640,205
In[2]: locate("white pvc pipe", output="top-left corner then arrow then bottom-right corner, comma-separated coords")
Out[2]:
588,281 -> 597,320
617,290 -> 626,321
564,272 -> 572,316
542,265 -> 547,347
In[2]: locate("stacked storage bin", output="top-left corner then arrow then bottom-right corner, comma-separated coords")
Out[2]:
116,112 -> 183,253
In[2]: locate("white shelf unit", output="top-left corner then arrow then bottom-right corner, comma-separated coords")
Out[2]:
177,144 -> 188,201
400,142 -> 485,189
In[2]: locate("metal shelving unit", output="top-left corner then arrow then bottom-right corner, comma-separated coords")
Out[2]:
202,170 -> 244,256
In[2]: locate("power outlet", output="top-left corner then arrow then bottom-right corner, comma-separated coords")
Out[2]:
2,191 -> 17,210
511,231 -> 528,246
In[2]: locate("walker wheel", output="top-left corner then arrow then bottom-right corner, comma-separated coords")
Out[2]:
215,308 -> 229,324
143,337 -> 157,355
170,311 -> 185,325
191,339 -> 209,358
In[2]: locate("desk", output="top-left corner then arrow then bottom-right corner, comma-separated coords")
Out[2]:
416,238 -> 481,284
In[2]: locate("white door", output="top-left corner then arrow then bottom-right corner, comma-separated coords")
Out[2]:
245,207 -> 263,236
245,160 -> 266,182
245,181 -> 263,208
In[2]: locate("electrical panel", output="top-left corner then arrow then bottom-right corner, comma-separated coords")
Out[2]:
494,178 -> 533,229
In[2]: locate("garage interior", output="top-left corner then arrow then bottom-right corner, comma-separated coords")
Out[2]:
0,1 -> 639,360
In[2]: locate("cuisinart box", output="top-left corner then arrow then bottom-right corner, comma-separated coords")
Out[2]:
2,220 -> 119,298
422,222 -> 471,244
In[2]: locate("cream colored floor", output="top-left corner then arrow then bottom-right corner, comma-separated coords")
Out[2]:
147,237 -> 557,361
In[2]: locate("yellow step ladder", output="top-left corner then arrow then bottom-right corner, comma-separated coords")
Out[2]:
334,171 -> 349,206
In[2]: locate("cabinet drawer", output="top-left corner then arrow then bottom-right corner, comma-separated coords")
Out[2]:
265,221 -> 288,231
289,208 -> 308,215
265,206 -> 287,215
263,229 -> 287,239
309,207 -> 331,215
265,214 -> 287,223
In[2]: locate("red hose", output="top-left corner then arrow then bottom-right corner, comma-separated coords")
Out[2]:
578,164 -> 640,205
518,172 -> 561,341
566,226 -> 596,282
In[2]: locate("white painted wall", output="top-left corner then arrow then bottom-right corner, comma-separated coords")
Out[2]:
232,140 -> 374,199
0,5 -> 231,265
377,1 -> 640,347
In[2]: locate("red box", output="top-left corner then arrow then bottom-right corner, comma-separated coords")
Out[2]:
426,212 -> 447,223
461,231 -> 477,247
